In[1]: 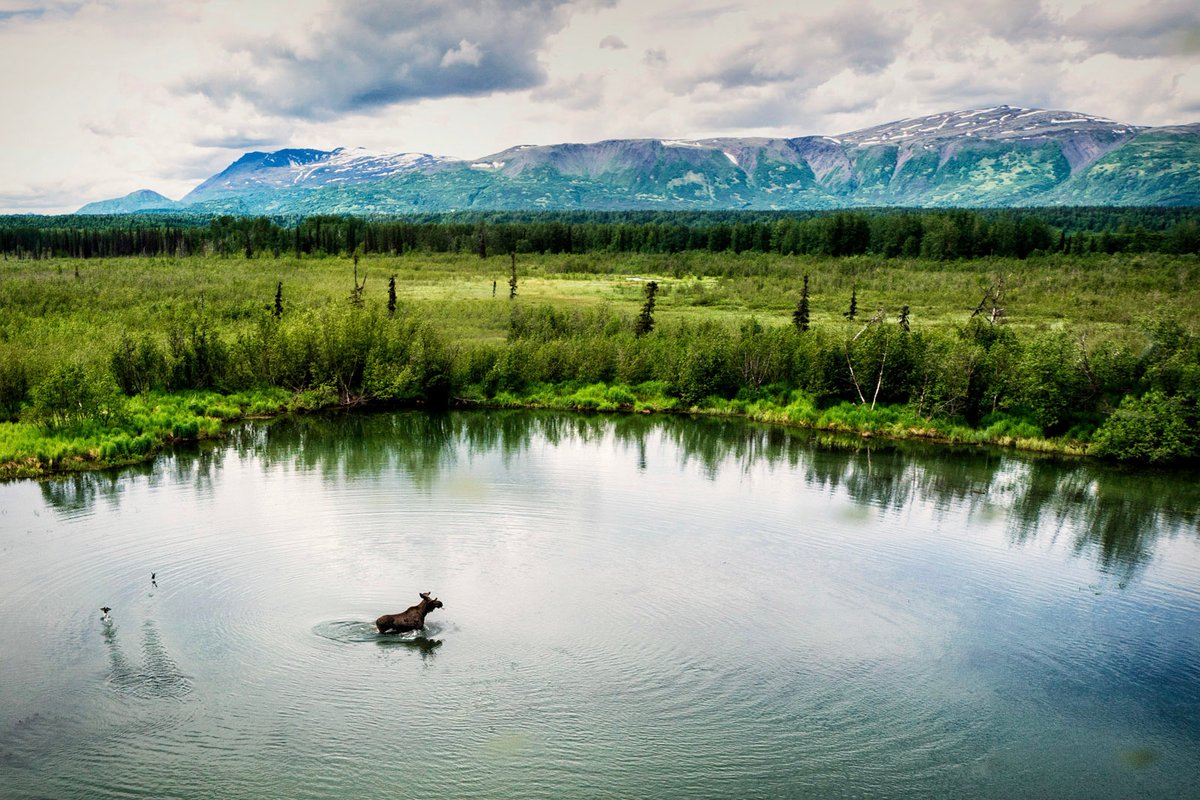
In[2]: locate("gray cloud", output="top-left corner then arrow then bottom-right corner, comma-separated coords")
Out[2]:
191,134 -> 283,150
182,0 -> 593,119
644,48 -> 667,66
0,181 -> 105,212
650,3 -> 741,26
965,0 -> 1058,44
693,6 -> 907,92
599,34 -> 626,49
1067,0 -> 1200,58
531,74 -> 606,110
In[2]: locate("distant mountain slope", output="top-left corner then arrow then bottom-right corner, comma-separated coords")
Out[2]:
181,147 -> 452,205
77,189 -> 179,215
1043,124 -> 1200,206
78,106 -> 1199,214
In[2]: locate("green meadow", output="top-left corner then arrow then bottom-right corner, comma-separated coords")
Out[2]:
1,249 -> 1197,477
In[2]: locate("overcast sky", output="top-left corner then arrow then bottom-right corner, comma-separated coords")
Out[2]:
1,0 -> 1197,213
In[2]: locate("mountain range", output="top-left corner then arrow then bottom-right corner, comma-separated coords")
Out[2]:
78,106 -> 1200,214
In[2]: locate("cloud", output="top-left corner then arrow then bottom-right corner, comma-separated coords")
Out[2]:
687,4 -> 908,92
643,48 -> 667,66
182,0 -> 587,119
1067,0 -> 1200,58
598,34 -> 626,49
531,73 -> 606,110
191,133 -> 284,150
959,0 -> 1059,44
441,39 -> 483,68
0,183 -> 88,213
0,0 -> 82,24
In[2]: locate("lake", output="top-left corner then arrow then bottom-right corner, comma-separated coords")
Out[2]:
1,410 -> 1198,799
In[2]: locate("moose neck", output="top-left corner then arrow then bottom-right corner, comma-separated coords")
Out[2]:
415,598 -> 433,620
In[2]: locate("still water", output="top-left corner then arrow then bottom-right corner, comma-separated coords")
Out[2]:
1,411 -> 1198,799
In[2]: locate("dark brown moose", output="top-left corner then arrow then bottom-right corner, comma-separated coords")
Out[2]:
376,592 -> 443,634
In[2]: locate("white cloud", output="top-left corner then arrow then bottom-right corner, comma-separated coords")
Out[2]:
441,39 -> 484,68
0,0 -> 1197,213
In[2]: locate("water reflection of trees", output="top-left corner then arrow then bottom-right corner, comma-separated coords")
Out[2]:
36,410 -> 1199,579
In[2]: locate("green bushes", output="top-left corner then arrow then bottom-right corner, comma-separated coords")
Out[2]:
26,362 -> 125,429
167,314 -> 230,391
0,353 -> 29,421
1092,391 -> 1195,463
111,333 -> 168,394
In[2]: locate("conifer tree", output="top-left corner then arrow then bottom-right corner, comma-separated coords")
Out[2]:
793,274 -> 810,332
635,280 -> 658,336
273,282 -> 283,319
388,275 -> 397,317
476,222 -> 488,259
843,287 -> 858,321
508,251 -> 518,300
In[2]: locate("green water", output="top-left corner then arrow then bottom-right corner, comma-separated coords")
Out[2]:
1,411 -> 1198,799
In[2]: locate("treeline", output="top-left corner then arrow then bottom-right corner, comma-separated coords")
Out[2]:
2,208 -> 1198,260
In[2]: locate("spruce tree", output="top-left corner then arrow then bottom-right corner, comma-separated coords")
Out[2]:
793,274 -> 810,332
273,282 -> 283,319
509,251 -> 518,300
635,281 -> 658,336
843,287 -> 858,321
899,305 -> 910,332
388,275 -> 397,317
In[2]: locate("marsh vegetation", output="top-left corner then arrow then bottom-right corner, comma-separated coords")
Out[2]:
1,240 -> 1197,476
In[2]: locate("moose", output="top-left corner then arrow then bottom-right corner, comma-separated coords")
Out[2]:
376,592 -> 443,635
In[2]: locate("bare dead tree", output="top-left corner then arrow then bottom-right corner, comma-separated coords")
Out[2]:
971,275 -> 1007,324
350,260 -> 367,308
845,309 -> 889,409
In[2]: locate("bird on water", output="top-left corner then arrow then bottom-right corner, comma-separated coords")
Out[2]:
100,607 -> 111,619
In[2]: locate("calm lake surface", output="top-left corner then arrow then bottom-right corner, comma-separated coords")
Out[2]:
1,411 -> 1198,799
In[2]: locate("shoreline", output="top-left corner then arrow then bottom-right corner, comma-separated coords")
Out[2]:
0,386 -> 1133,482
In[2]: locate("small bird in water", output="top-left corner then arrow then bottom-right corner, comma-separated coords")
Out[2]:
151,572 -> 157,587
100,607 -> 112,619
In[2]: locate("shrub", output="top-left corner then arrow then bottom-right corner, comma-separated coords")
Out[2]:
26,362 -> 126,430
0,354 -> 29,420
111,333 -> 168,395
167,314 -> 230,391
1091,391 -> 1195,463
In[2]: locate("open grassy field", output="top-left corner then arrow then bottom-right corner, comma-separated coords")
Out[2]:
5,249 -> 1196,345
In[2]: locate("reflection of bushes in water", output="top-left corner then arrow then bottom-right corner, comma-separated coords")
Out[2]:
37,410 -> 1199,578
40,471 -> 121,515
1008,458 -> 1200,575
254,411 -> 461,486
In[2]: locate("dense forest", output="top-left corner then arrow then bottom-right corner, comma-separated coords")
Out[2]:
2,207 -> 1198,260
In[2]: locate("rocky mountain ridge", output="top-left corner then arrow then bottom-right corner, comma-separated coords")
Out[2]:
77,106 -> 1200,214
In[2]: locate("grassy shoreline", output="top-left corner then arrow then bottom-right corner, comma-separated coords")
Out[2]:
0,382 -> 1105,482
